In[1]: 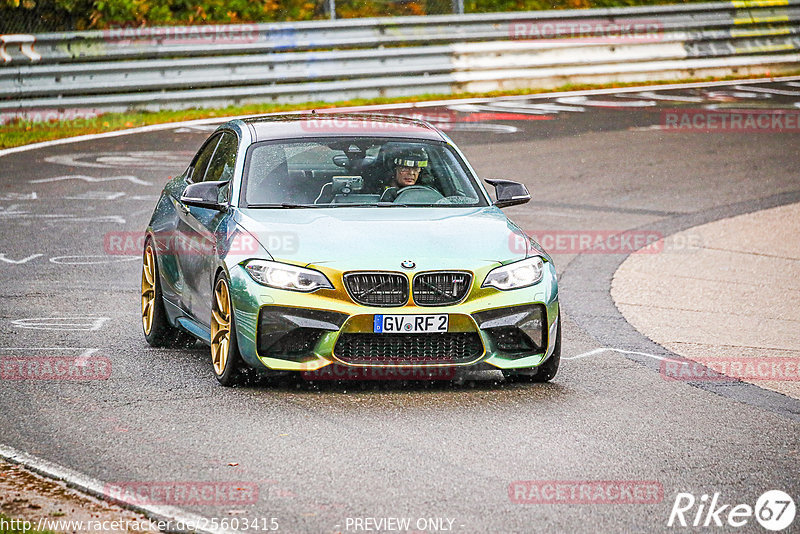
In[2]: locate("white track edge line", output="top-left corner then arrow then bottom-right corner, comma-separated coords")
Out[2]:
2,75 -> 799,159
0,443 -> 239,534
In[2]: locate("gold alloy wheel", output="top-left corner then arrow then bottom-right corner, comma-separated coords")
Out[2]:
141,245 -> 156,335
211,278 -> 231,376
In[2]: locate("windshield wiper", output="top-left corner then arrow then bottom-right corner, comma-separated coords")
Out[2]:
246,203 -> 324,208
246,202 -> 435,209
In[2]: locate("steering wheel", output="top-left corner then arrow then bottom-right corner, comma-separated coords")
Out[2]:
393,185 -> 444,204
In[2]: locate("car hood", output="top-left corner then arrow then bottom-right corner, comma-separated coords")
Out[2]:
234,207 -> 529,271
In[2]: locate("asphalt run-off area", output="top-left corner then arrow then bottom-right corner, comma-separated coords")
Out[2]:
1,78 -> 799,533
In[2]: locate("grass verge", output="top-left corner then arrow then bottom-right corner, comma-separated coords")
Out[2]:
2,71 -> 799,150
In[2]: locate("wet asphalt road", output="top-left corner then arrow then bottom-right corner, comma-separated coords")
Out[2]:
1,80 -> 799,533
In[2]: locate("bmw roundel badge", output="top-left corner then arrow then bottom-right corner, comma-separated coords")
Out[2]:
401,260 -> 415,269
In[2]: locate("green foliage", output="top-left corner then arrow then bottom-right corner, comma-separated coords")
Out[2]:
465,0 -> 708,10
336,0 -> 427,18
1,0 -> 713,32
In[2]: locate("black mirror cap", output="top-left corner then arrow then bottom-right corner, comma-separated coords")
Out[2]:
485,179 -> 531,208
180,180 -> 227,210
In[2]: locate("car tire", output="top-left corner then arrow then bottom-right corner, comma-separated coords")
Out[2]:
502,314 -> 561,383
141,239 -> 195,348
210,273 -> 246,386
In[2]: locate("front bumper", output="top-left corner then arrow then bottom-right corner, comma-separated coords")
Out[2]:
228,262 -> 559,373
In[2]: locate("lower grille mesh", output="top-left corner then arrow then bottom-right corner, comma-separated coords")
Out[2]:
334,332 -> 483,364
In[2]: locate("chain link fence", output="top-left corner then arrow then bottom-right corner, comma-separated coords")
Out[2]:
1,1 -> 84,34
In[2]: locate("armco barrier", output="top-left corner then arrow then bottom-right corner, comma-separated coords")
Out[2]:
1,1 -> 799,112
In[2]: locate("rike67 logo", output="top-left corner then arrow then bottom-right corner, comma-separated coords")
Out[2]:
668,490 -> 796,531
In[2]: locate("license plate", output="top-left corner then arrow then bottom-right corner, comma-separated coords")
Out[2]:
373,314 -> 448,333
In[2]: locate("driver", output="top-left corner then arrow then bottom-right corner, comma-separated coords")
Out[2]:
380,148 -> 430,202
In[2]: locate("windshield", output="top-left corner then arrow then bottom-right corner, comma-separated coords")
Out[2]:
240,137 -> 488,208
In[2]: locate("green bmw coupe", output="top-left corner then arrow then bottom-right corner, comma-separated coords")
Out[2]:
141,114 -> 560,385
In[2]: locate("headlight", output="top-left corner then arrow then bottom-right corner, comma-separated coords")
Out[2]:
244,260 -> 333,292
482,256 -> 544,291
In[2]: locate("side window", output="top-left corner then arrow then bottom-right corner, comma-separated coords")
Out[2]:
189,134 -> 222,183
204,132 -> 238,183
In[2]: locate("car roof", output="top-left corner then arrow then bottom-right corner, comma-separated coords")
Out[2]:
233,113 -> 447,142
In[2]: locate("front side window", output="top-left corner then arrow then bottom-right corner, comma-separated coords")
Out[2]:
204,132 -> 238,183
240,137 -> 488,208
189,133 -> 222,183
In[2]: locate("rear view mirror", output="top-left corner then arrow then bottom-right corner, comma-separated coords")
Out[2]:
485,179 -> 530,208
332,154 -> 349,167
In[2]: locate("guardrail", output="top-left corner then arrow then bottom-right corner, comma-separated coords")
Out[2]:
1,1 -> 799,113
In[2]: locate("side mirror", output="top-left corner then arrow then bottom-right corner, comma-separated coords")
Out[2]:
485,179 -> 530,208
180,181 -> 227,210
